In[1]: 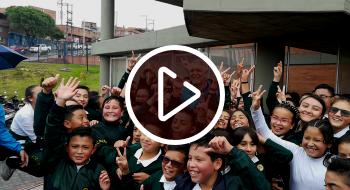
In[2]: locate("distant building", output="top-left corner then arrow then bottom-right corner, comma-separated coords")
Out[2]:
57,24 -> 100,43
114,26 -> 146,38
82,21 -> 97,32
0,9 -> 9,45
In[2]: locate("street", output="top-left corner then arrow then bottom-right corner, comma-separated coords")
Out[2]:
0,170 -> 43,190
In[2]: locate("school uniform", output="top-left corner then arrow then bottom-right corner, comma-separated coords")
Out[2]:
175,172 -> 225,190
92,118 -> 130,146
142,170 -> 169,190
47,156 -> 105,190
252,139 -> 293,190
85,106 -> 102,121
121,143 -> 163,190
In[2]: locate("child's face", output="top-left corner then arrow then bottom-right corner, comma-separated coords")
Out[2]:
135,89 -> 150,104
298,97 -> 323,122
325,170 -> 350,190
140,133 -> 161,154
67,136 -> 96,165
214,111 -> 230,129
162,150 -> 186,181
338,142 -> 350,159
73,89 -> 89,108
328,101 -> 350,133
171,112 -> 194,134
187,145 -> 221,185
270,107 -> 294,136
236,134 -> 257,158
132,127 -> 141,144
230,111 -> 249,129
102,99 -> 123,122
65,109 -> 90,130
302,127 -> 330,158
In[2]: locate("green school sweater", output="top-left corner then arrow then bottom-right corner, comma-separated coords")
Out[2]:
142,170 -> 164,190
121,143 -> 163,190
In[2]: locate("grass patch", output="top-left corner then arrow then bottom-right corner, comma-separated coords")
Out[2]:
0,62 -> 100,99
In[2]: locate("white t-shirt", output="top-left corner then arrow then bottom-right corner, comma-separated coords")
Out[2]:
252,107 -> 327,190
10,103 -> 36,141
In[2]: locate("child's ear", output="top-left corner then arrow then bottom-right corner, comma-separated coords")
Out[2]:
91,145 -> 97,155
64,120 -> 72,129
213,158 -> 223,171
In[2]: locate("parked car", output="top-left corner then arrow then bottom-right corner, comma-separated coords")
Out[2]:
10,45 -> 28,54
29,44 -> 52,53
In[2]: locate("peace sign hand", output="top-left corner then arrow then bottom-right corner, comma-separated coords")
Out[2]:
241,65 -> 255,83
127,50 -> 141,71
273,61 -> 283,82
116,146 -> 129,176
251,85 -> 266,111
219,62 -> 235,86
276,85 -> 286,103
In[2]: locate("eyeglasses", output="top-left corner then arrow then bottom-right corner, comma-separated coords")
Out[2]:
329,107 -> 350,117
162,156 -> 184,168
270,115 -> 291,125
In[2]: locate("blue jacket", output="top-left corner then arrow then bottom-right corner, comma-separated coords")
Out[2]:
0,104 -> 21,153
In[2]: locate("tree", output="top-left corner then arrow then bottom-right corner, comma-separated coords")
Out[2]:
5,6 -> 63,40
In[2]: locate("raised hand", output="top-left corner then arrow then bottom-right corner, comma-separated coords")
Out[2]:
276,85 -> 286,103
42,74 -> 60,94
235,57 -> 245,79
273,61 -> 283,82
100,85 -> 111,97
241,65 -> 255,83
127,50 -> 141,71
251,85 -> 266,111
99,170 -> 111,190
111,87 -> 122,97
219,62 -> 235,86
205,136 -> 233,155
116,146 -> 129,176
55,77 -> 80,107
230,79 -> 241,99
114,136 -> 130,149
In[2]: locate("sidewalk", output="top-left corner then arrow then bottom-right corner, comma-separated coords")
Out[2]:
0,170 -> 43,190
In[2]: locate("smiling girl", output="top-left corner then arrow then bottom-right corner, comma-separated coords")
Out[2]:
251,86 -> 334,190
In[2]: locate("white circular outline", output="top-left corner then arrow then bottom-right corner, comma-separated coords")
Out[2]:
125,45 -> 224,145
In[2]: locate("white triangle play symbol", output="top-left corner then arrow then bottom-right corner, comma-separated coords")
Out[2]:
158,66 -> 201,122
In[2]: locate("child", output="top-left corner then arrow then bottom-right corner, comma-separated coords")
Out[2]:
338,135 -> 350,158
46,127 -> 110,190
324,157 -> 350,190
116,132 -> 163,190
171,110 -> 196,139
142,145 -> 188,190
251,85 -> 334,190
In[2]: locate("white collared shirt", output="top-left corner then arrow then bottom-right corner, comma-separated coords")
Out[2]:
251,155 -> 259,163
159,175 -> 176,190
192,183 -> 202,190
334,126 -> 350,138
134,148 -> 162,167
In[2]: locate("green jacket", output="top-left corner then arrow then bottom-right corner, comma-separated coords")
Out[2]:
142,170 -> 164,190
48,156 -> 105,190
121,143 -> 163,190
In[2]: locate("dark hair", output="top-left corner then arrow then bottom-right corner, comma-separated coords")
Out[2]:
313,84 -> 335,97
339,135 -> 350,145
332,96 -> 350,105
190,134 -> 224,162
102,96 -> 124,110
274,102 -> 300,125
67,127 -> 95,145
326,157 -> 350,186
65,105 -> 84,120
286,91 -> 300,107
229,109 -> 255,129
307,119 -> 333,145
24,85 -> 39,103
231,127 -> 259,147
87,91 -> 101,110
76,85 -> 90,93
210,128 -> 234,145
167,145 -> 190,162
300,94 -> 327,117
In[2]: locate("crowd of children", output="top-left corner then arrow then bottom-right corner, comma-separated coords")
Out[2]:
0,51 -> 350,190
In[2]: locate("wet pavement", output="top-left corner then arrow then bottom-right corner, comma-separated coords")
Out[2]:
0,169 -> 43,190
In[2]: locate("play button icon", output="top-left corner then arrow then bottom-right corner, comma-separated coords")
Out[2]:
125,45 -> 224,145
158,66 -> 201,122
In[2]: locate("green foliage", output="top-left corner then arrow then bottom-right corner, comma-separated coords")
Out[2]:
5,6 -> 62,39
0,62 -> 100,99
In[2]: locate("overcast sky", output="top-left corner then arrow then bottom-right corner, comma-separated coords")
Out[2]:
0,0 -> 185,30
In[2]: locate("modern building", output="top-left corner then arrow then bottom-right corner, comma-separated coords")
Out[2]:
93,0 -> 350,97
0,9 -> 9,45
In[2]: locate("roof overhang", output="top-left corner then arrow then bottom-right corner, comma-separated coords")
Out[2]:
183,0 -> 350,54
92,25 -> 222,56
155,0 -> 183,7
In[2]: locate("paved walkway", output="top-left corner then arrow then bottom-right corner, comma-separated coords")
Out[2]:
0,169 -> 43,190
